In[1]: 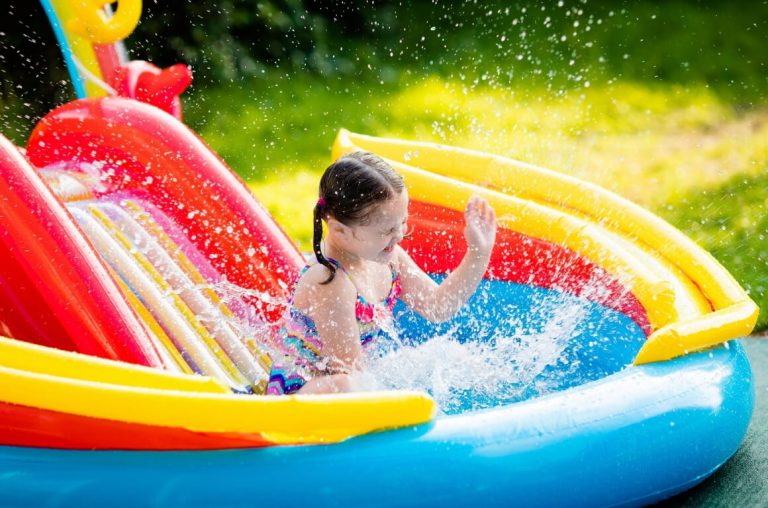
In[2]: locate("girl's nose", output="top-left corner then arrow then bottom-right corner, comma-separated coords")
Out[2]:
393,226 -> 405,243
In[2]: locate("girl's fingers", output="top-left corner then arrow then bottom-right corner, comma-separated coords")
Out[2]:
466,196 -> 497,231
473,198 -> 492,221
466,196 -> 477,218
484,204 -> 494,224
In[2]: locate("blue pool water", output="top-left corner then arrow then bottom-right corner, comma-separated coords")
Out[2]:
365,277 -> 647,414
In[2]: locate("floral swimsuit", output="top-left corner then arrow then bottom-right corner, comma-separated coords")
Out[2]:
266,258 -> 401,395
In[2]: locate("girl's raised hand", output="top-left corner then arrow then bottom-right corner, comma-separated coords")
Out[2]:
464,196 -> 497,258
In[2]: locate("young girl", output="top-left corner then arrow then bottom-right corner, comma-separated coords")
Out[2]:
266,151 -> 497,395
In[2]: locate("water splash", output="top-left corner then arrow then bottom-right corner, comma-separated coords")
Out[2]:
361,295 -> 589,414
175,275 -> 629,413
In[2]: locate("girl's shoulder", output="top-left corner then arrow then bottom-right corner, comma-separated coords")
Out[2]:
292,263 -> 357,307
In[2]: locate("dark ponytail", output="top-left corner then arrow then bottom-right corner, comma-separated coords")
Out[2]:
313,199 -> 337,283
313,151 -> 404,284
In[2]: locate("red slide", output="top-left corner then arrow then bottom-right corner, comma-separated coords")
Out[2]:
1,97 -> 304,383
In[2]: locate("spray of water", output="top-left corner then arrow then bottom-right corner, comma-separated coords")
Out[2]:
177,277 -> 601,415
359,295 -> 589,414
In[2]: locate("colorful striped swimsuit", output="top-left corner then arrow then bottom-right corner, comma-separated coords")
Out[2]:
266,259 -> 401,395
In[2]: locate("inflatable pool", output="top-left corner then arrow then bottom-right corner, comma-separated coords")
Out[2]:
0,1 -> 759,506
0,99 -> 758,506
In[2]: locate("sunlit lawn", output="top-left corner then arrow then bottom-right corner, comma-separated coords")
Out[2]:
185,72 -> 768,330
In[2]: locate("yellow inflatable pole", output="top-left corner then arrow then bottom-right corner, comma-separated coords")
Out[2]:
42,0 -> 142,97
67,0 -> 143,44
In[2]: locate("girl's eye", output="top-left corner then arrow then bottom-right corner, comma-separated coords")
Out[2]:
382,219 -> 407,236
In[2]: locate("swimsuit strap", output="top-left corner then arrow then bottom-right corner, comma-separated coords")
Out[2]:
286,264 -> 312,305
324,257 -> 400,310
325,257 -> 356,285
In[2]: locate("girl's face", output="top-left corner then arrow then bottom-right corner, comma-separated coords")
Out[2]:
346,190 -> 409,263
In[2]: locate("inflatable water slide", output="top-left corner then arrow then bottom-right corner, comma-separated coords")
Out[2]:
0,1 -> 759,506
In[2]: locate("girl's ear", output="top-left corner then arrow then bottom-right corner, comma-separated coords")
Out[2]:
326,218 -> 351,238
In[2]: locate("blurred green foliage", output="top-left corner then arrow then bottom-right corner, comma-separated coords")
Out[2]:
658,173 -> 768,330
2,1 -> 768,121
133,0 -> 768,103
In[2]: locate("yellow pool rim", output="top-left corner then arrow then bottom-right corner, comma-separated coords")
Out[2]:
0,337 -> 436,445
332,129 -> 759,364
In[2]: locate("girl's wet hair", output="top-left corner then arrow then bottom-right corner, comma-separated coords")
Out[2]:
313,151 -> 405,284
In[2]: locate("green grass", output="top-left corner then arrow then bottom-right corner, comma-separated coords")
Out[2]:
657,173 -> 768,330
184,71 -> 768,330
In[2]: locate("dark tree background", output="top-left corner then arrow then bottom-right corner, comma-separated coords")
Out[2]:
1,1 -> 419,116
1,0 -> 766,139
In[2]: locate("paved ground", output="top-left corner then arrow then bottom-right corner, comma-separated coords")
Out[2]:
656,338 -> 768,507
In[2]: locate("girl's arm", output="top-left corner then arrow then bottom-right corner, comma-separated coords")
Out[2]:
397,196 -> 497,323
291,266 -> 364,373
